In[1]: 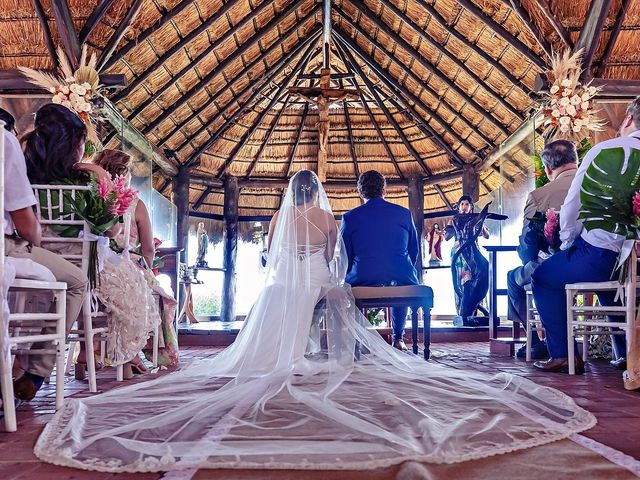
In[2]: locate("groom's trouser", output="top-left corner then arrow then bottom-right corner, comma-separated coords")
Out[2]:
390,306 -> 408,343
531,237 -> 625,358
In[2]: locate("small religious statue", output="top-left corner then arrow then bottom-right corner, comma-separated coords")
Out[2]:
445,196 -> 493,327
427,223 -> 444,264
196,222 -> 209,268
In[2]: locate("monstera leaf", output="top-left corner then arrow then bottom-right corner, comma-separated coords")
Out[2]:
578,146 -> 640,239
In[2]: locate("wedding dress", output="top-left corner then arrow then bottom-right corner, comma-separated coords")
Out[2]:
35,171 -> 595,473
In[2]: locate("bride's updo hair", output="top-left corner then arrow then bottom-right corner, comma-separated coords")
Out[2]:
94,149 -> 132,178
291,169 -> 319,206
23,103 -> 87,184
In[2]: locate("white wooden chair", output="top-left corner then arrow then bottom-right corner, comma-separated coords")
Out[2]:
524,285 -> 544,362
0,123 -> 68,432
33,184 -> 109,392
566,244 -> 639,374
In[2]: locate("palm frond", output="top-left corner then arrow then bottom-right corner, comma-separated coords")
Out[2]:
79,44 -> 87,69
18,66 -> 63,90
87,51 -> 97,70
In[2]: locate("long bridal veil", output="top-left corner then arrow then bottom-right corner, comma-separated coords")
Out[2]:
35,171 -> 595,473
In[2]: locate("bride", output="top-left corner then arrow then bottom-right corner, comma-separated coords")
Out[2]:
35,170 -> 595,473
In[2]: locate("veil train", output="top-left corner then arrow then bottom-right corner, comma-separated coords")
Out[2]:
34,170 -> 595,473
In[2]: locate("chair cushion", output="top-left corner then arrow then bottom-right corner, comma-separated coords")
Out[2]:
351,285 -> 433,300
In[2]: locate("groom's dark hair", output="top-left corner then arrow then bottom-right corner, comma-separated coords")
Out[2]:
358,170 -> 386,199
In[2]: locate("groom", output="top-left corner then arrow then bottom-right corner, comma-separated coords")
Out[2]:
341,171 -> 420,351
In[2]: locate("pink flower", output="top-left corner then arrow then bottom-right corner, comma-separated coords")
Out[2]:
633,192 -> 640,217
153,237 -> 162,247
109,187 -> 138,216
113,175 -> 128,194
543,208 -> 559,245
97,177 -> 110,199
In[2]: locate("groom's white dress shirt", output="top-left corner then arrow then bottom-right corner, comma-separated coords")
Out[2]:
559,129 -> 640,253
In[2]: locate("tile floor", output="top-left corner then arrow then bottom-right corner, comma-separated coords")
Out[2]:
1,342 -> 638,479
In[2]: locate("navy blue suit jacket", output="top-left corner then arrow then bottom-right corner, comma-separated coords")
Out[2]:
341,197 -> 419,286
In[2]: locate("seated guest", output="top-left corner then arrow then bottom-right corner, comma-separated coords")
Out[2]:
341,171 -> 419,351
92,149 -> 179,367
23,104 -> 160,378
509,140 -> 578,359
532,96 -> 640,373
1,107 -> 89,402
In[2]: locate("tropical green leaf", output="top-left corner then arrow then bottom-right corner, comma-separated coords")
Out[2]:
578,147 -> 640,239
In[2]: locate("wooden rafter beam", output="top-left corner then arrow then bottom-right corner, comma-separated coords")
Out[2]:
31,0 -> 58,64
192,186 -> 213,211
456,0 -> 545,68
114,0 -> 279,105
158,177 -> 172,194
246,95 -> 291,178
333,28 -> 472,165
0,70 -> 127,93
335,11 -> 497,151
170,31 -> 320,157
286,103 -> 309,177
190,168 -> 466,189
140,4 -> 319,138
434,185 -> 453,209
97,0 -> 145,70
596,0 -> 631,77
338,37 -> 432,177
343,100 -> 360,178
218,51 -> 312,176
574,0 -> 613,81
505,0 -> 552,57
51,0 -> 81,67
79,0 -> 116,43
490,164 -> 515,183
103,0 -> 193,70
376,0 -> 527,119
590,78 -> 640,97
183,38 -> 320,168
332,36 -> 404,178
344,3 -> 511,139
533,0 -> 573,50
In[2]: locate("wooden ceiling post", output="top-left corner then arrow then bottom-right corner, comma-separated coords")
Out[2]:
462,164 -> 480,202
407,176 -> 425,282
172,165 -> 190,263
31,0 -> 58,64
221,175 -> 240,323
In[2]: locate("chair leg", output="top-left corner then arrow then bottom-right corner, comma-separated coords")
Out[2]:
54,290 -> 66,410
0,345 -> 17,432
525,294 -> 533,362
82,297 -> 98,392
423,308 -> 431,360
567,289 -> 576,375
65,340 -> 76,374
152,324 -> 159,368
116,364 -> 124,382
411,307 -> 418,355
583,325 -> 589,362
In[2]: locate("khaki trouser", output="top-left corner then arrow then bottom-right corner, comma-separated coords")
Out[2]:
5,237 -> 88,378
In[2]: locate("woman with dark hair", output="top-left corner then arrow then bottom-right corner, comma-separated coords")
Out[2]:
93,148 -> 179,367
445,195 -> 490,325
22,103 -> 88,184
22,104 -> 159,379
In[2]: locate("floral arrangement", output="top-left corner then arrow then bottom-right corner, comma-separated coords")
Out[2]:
66,174 -> 138,287
18,45 -> 102,148
527,209 -> 561,255
541,49 -> 603,140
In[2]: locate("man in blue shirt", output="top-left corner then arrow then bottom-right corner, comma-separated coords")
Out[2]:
341,171 -> 420,351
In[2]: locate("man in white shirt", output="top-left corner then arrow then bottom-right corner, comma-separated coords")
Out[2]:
531,96 -> 640,374
1,109 -> 88,401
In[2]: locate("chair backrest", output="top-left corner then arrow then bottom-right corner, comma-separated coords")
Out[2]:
32,184 -> 92,272
624,242 -> 639,314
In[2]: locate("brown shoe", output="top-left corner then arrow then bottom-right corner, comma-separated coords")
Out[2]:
393,340 -> 409,351
13,375 -> 40,401
533,356 -> 585,374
